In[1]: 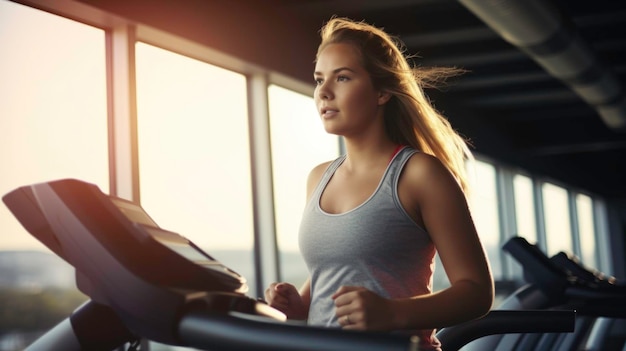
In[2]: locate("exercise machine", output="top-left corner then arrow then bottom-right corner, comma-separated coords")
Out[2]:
3,179 -> 575,351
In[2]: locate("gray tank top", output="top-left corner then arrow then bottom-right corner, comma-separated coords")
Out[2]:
299,146 -> 440,349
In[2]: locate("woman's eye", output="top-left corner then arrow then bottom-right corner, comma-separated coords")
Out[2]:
337,75 -> 349,82
314,78 -> 323,85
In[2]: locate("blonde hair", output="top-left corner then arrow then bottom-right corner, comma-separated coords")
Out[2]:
317,17 -> 473,193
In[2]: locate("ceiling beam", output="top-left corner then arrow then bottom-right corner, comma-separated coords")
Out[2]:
282,0 -> 439,14
452,71 -> 552,90
468,89 -> 578,106
401,26 -> 496,47
523,140 -> 626,156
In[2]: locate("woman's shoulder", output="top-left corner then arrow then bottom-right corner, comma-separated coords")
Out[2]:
308,160 -> 334,180
404,151 -> 446,175
306,160 -> 335,198
401,151 -> 461,195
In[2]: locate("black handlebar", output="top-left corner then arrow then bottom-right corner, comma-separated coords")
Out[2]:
179,311 -> 418,351
436,310 -> 575,351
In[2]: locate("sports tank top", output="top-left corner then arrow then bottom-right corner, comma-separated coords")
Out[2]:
299,146 -> 441,350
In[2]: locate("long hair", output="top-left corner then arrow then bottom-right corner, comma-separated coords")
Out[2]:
317,17 -> 473,193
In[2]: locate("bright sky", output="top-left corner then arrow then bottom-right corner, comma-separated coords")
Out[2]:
134,42 -> 255,251
0,0 -> 108,251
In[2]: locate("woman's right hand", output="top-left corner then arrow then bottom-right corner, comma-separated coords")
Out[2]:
264,282 -> 308,320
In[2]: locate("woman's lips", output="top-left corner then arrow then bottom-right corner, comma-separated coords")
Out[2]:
321,107 -> 338,118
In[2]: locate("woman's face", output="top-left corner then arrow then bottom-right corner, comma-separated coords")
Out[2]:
314,43 -> 387,137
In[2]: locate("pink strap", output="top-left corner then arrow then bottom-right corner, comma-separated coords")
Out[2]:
389,145 -> 404,163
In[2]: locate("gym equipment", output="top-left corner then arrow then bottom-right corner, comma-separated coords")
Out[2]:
3,179 -> 575,351
444,236 -> 626,351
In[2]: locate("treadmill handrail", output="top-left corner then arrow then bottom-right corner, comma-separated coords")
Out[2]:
179,310 -> 420,351
435,310 -> 575,351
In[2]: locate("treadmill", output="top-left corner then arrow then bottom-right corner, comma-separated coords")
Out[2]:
443,236 -> 626,351
2,179 -> 575,351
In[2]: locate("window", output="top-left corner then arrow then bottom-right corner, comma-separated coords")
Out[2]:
542,182 -> 573,256
135,43 -> 256,293
513,174 -> 538,244
268,84 -> 339,287
576,193 -> 597,268
467,159 -> 502,279
0,0 -> 106,346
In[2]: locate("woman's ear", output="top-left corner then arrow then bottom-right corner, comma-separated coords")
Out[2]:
377,91 -> 392,105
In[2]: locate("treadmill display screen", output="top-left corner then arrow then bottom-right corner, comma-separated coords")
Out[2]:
144,226 -> 213,263
111,198 -> 159,228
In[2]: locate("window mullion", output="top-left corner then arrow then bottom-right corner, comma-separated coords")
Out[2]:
568,192 -> 582,258
106,23 -> 139,202
533,178 -> 547,251
247,73 -> 279,297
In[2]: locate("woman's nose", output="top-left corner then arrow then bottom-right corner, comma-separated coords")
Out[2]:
317,82 -> 333,100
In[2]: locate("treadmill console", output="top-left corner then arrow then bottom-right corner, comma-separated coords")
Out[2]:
2,178 -> 281,345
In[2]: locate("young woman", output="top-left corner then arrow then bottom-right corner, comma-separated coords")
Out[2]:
265,17 -> 494,350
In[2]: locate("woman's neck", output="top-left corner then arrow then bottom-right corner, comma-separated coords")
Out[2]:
341,138 -> 400,173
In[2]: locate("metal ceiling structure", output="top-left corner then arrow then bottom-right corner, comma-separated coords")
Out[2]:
76,0 -> 626,199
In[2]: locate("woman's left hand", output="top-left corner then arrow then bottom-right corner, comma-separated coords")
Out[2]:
332,286 -> 398,331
